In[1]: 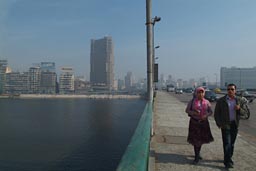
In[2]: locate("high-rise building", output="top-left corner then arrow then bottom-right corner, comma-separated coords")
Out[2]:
40,62 -> 57,94
59,67 -> 75,94
29,66 -> 41,94
0,59 -> 7,94
118,79 -> 125,90
90,36 -> 114,91
125,72 -> 133,91
5,72 -> 29,94
220,67 -> 256,89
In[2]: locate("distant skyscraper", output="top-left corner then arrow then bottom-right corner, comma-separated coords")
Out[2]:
90,36 -> 114,91
125,72 -> 133,91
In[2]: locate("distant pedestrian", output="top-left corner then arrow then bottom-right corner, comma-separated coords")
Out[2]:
185,87 -> 214,164
214,83 -> 246,169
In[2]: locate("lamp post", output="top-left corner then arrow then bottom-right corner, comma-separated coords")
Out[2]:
152,16 -> 161,87
146,0 -> 153,101
146,0 -> 161,101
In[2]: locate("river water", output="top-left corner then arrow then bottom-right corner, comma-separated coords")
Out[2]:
0,98 -> 146,171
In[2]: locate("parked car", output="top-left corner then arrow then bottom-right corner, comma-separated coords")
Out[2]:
183,88 -> 194,93
204,90 -> 217,102
175,88 -> 183,94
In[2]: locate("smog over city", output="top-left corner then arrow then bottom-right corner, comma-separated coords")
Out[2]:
1,0 -> 256,83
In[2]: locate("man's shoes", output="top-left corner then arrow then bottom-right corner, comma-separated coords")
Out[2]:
225,163 -> 234,169
199,155 -> 203,160
230,159 -> 234,165
193,158 -> 199,165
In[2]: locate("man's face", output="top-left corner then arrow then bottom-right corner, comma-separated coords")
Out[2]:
227,85 -> 236,97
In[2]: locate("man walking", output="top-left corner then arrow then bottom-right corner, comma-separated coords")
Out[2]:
214,83 -> 246,169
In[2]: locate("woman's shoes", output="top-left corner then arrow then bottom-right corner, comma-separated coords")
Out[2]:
192,155 -> 202,165
193,156 -> 200,165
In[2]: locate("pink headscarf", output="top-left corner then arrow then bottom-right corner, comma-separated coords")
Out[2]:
196,87 -> 205,93
192,87 -> 208,119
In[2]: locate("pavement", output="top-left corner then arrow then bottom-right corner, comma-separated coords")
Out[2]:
148,91 -> 256,171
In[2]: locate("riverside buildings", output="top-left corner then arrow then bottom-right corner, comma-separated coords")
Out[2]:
0,57 -> 146,95
220,67 -> 256,90
90,36 -> 114,91
1,61 -> 58,94
0,59 -> 7,94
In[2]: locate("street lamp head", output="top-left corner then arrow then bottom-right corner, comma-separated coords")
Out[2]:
152,16 -> 161,25
154,16 -> 161,22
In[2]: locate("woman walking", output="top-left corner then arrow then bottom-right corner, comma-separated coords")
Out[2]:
185,87 -> 214,164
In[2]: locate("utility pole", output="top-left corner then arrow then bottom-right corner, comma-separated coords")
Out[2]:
146,0 -> 153,102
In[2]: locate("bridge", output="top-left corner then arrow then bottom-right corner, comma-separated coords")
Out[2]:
117,91 -> 256,171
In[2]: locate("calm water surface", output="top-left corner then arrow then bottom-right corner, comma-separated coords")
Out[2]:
0,98 -> 146,171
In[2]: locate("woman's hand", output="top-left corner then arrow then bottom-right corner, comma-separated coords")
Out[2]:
201,115 -> 207,120
193,110 -> 200,116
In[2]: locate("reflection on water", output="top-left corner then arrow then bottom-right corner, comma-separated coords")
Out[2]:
0,98 -> 146,171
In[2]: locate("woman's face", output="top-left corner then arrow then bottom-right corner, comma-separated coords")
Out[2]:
197,90 -> 204,100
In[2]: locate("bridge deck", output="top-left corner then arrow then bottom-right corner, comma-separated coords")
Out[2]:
149,91 -> 256,171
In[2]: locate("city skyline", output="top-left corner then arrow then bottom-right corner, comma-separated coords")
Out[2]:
1,0 -> 256,82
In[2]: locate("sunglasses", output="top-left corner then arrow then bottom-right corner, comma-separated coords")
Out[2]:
227,88 -> 235,91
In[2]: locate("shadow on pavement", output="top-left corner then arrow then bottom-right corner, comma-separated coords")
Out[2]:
155,153 -> 227,171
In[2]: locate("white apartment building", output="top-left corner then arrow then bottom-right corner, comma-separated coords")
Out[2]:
59,67 -> 75,94
220,67 -> 256,90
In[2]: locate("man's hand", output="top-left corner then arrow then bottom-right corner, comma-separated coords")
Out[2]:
235,104 -> 240,110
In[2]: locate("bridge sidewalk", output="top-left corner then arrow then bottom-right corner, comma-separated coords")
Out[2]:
149,91 -> 256,171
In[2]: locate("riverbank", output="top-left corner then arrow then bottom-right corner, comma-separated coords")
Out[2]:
0,94 -> 143,99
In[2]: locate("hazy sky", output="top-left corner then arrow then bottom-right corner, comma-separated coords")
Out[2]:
1,0 -> 256,82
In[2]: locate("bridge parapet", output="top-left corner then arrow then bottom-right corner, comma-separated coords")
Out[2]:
116,102 -> 153,171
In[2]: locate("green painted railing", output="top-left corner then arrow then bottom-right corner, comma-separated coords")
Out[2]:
116,101 -> 153,171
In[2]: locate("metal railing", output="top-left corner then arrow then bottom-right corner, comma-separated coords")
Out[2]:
116,101 -> 153,171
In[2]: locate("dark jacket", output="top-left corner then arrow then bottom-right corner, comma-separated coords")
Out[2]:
214,95 -> 245,128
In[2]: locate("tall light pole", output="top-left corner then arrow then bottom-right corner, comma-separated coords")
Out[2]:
152,17 -> 161,90
146,0 -> 153,101
146,0 -> 161,101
